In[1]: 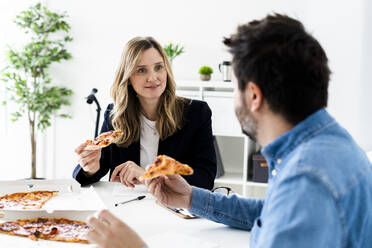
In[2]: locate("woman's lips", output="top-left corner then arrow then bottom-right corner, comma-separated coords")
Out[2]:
145,84 -> 160,89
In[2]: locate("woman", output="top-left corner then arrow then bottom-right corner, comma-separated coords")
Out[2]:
73,37 -> 216,189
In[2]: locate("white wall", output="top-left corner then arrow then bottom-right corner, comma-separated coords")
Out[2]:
1,0 -> 371,179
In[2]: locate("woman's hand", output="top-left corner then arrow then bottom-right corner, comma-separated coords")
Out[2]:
75,142 -> 101,175
87,209 -> 146,248
145,175 -> 193,209
110,161 -> 145,187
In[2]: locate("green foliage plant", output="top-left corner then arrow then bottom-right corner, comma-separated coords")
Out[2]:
1,3 -> 73,179
199,66 -> 213,75
163,42 -> 185,65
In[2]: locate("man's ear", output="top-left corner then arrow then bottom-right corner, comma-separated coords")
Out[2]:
243,82 -> 263,112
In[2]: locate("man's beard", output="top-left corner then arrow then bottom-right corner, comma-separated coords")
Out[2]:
235,99 -> 258,142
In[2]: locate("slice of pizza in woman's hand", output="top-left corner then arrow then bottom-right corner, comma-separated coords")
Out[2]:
139,155 -> 194,180
85,130 -> 123,150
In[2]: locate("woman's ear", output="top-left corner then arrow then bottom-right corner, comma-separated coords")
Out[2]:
244,82 -> 263,112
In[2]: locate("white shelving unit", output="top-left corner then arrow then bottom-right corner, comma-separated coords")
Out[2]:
176,80 -> 267,198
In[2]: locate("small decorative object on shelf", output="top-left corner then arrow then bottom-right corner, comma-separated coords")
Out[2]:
163,42 -> 185,66
199,66 -> 213,81
219,61 -> 232,82
251,152 -> 268,183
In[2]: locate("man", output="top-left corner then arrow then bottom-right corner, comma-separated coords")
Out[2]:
87,14 -> 372,247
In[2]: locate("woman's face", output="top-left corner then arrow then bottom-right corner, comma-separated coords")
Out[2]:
129,47 -> 167,102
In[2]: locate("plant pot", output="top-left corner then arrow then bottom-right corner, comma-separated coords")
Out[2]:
200,74 -> 211,81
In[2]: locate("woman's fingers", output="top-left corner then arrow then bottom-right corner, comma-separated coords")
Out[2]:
79,149 -> 99,159
74,142 -> 87,154
79,154 -> 96,167
119,164 -> 130,187
110,163 -> 126,182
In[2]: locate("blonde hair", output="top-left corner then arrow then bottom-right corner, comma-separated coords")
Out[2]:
110,37 -> 186,147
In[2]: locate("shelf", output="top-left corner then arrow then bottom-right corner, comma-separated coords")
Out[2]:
213,132 -> 245,138
177,80 -> 234,89
246,181 -> 268,187
214,172 -> 244,185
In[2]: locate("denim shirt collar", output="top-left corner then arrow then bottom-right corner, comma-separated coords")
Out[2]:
261,109 -> 335,168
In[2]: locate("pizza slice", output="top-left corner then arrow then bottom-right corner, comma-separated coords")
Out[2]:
0,191 -> 58,210
85,129 -> 123,150
0,217 -> 90,243
139,155 -> 194,180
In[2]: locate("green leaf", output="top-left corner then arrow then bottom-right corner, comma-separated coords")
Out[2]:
163,42 -> 185,64
1,2 -> 74,133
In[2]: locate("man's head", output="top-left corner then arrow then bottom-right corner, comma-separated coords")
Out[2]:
224,14 -> 331,141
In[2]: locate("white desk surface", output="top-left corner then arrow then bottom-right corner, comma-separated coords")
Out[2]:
0,181 -> 250,248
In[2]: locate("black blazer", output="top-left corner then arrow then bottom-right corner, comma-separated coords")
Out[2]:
73,99 -> 217,189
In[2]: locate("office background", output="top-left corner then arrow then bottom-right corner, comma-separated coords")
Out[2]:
0,0 -> 371,179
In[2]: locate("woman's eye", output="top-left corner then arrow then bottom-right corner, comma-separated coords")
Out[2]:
137,68 -> 146,73
155,65 -> 164,71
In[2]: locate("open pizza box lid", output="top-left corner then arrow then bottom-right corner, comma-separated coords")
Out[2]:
0,179 -> 105,213
0,179 -> 81,195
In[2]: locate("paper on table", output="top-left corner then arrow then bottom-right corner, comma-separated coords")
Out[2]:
146,231 -> 220,248
113,184 -> 155,199
43,186 -> 105,210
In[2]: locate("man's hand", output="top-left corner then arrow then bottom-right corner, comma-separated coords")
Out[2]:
145,175 -> 193,209
75,142 -> 101,175
87,209 -> 146,248
110,161 -> 145,188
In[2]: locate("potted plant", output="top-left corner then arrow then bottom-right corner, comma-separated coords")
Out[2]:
163,42 -> 185,66
1,3 -> 73,179
199,66 -> 213,81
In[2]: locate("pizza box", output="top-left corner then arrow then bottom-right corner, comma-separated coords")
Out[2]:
0,210 -> 97,247
0,209 -> 97,221
0,179 -> 105,211
0,179 -> 81,194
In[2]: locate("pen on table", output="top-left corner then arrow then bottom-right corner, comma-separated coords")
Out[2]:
114,195 -> 146,207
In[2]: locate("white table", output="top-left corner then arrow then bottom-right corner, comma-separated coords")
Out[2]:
94,181 -> 250,247
0,181 -> 250,248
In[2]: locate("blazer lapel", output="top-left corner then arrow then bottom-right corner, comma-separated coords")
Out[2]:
125,141 -> 140,165
158,132 -> 180,158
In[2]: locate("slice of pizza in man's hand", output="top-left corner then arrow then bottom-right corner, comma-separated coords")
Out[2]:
85,130 -> 123,150
139,155 -> 194,180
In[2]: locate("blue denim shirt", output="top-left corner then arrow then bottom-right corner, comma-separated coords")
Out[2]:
190,109 -> 372,247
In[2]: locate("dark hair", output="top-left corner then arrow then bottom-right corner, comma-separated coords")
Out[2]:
224,14 -> 331,125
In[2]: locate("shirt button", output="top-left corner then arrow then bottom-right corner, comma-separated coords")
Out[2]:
272,169 -> 277,176
276,158 -> 282,164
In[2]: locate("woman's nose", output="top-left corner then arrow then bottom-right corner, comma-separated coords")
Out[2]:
146,71 -> 157,82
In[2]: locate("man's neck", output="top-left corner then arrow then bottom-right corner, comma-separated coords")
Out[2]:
257,113 -> 294,147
